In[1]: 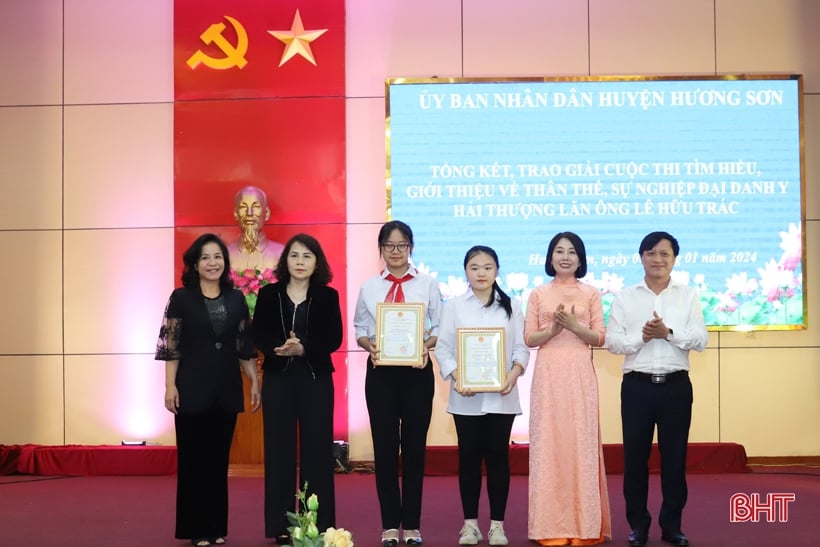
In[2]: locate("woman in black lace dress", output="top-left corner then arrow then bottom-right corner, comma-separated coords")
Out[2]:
155,233 -> 261,547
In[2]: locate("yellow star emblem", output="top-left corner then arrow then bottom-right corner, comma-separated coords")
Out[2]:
268,9 -> 328,67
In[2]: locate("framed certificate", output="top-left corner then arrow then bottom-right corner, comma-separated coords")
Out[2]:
456,327 -> 506,392
375,302 -> 425,366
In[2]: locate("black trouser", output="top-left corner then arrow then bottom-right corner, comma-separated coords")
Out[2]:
263,364 -> 336,537
621,372 -> 692,534
174,404 -> 237,540
365,359 -> 435,530
453,413 -> 516,521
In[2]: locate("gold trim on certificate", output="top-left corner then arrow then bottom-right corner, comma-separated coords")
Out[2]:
456,327 -> 506,392
375,302 -> 425,366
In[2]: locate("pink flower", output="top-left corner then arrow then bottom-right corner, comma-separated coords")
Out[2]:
725,272 -> 758,297
781,254 -> 800,271
715,292 -> 739,312
757,258 -> 794,302
765,287 -> 783,302
598,272 -> 625,294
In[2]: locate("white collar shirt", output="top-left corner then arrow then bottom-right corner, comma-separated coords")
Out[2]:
435,289 -> 530,415
605,278 -> 708,374
353,267 -> 442,341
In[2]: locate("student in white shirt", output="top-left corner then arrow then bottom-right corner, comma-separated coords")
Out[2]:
435,245 -> 529,547
353,220 -> 442,547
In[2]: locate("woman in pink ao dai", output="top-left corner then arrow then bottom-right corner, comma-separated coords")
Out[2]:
524,232 -> 611,546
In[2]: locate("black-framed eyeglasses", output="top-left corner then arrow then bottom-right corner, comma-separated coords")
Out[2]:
381,243 -> 410,252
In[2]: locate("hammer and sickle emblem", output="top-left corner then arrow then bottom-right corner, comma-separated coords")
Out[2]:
186,15 -> 249,70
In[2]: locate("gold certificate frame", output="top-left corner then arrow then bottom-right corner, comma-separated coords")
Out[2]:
375,302 -> 425,366
456,327 -> 506,392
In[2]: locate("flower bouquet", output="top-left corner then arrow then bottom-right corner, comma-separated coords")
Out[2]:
230,267 -> 275,317
287,482 -> 354,547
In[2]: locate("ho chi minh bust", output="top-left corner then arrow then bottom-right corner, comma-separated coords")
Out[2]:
226,185 -> 285,273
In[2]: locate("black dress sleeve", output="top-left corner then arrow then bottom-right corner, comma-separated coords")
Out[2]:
155,289 -> 183,361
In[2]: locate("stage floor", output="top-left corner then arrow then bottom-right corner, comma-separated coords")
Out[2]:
1,470 -> 817,546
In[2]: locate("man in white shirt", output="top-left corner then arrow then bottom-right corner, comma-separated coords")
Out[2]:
606,232 -> 708,547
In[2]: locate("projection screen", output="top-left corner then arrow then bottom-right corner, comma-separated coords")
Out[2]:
386,75 -> 805,330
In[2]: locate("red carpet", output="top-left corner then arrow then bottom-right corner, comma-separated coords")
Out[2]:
0,442 -> 747,476
1,470 -> 816,546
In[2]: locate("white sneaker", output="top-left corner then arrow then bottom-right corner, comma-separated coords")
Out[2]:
403,529 -> 423,545
458,521 -> 482,545
488,522 -> 508,546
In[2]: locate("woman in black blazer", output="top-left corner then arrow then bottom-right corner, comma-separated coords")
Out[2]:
156,233 -> 261,547
252,233 -> 344,544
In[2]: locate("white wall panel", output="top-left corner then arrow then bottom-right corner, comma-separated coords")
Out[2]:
590,0 -> 716,75
0,107 -> 63,230
346,0 -> 463,98
63,103 -> 174,229
716,0 -> 820,93
0,231 -> 63,355
463,0 -> 590,76
64,0 -> 174,104
0,0 -> 63,106
63,228 -> 174,355
0,356 -> 65,445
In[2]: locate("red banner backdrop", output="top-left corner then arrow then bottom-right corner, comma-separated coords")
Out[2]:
174,0 -> 344,100
174,0 -> 347,443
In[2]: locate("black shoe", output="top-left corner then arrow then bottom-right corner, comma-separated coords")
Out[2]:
627,529 -> 648,547
661,531 -> 689,546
